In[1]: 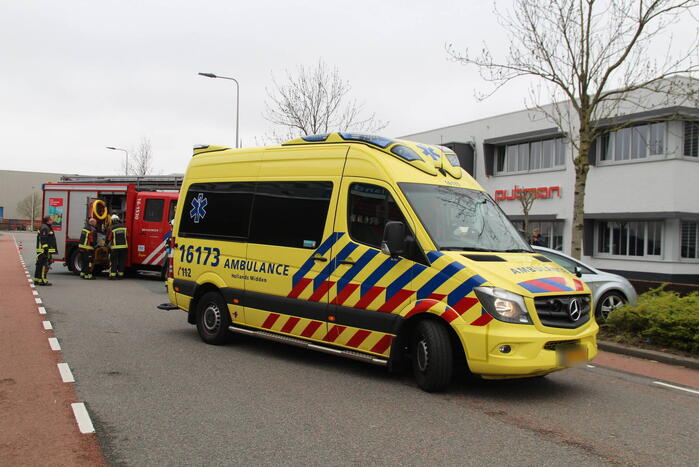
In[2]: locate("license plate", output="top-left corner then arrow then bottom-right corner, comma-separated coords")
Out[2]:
557,345 -> 588,367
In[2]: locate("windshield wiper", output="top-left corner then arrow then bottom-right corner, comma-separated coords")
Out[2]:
440,246 -> 492,252
502,248 -> 532,253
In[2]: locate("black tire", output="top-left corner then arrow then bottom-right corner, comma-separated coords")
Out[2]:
412,320 -> 453,392
68,249 -> 83,275
595,291 -> 627,322
196,291 -> 232,345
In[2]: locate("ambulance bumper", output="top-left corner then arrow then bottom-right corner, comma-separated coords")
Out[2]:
466,322 -> 598,378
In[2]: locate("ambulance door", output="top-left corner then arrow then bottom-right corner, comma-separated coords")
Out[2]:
135,194 -> 168,267
244,180 -> 338,340
326,179 -> 429,357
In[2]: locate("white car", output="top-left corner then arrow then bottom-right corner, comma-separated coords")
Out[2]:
532,246 -> 638,321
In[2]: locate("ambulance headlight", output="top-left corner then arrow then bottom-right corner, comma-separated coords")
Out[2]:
474,287 -> 532,324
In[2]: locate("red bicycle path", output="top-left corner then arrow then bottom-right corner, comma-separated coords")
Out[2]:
0,234 -> 105,466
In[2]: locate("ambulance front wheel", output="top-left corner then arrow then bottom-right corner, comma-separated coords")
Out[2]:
412,320 -> 453,392
196,291 -> 232,345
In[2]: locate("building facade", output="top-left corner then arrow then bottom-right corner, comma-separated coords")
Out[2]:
403,94 -> 699,285
0,170 -> 67,229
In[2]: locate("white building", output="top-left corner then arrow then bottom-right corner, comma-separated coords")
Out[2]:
403,87 -> 699,285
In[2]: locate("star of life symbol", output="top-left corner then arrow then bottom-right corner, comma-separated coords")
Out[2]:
416,144 -> 441,161
190,193 -> 208,223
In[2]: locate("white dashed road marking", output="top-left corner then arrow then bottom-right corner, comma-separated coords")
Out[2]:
38,306 -> 46,315
653,381 -> 699,395
71,403 -> 95,434
57,363 -> 75,383
32,290 -> 38,296
42,321 -> 53,330
35,298 -> 42,304
48,338 -> 61,351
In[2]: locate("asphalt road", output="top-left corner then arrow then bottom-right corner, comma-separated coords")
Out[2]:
15,232 -> 699,466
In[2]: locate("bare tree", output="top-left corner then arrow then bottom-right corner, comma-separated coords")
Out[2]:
123,137 -> 154,176
448,0 -> 699,258
17,191 -> 42,223
517,187 -> 538,242
263,60 -> 388,142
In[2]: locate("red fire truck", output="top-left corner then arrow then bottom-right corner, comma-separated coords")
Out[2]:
42,175 -> 182,277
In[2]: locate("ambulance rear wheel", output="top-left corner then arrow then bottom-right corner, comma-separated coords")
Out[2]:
196,291 -> 232,345
412,320 -> 453,392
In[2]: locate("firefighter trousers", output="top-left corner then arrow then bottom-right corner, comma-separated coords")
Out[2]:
109,249 -> 127,278
80,249 -> 95,279
34,251 -> 51,284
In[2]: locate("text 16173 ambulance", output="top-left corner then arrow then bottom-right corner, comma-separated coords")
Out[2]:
166,133 -> 597,392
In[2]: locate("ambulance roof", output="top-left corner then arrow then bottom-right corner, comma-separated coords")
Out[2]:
193,132 -> 464,179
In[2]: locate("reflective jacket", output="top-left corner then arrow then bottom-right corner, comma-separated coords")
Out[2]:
107,222 -> 128,249
79,224 -> 97,250
36,223 -> 57,254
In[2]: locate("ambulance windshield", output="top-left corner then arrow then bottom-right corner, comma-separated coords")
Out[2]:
399,183 -> 532,253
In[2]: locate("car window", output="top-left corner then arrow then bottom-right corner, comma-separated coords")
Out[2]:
539,250 -> 594,275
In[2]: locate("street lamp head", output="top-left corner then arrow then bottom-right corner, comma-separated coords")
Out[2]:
198,72 -> 217,78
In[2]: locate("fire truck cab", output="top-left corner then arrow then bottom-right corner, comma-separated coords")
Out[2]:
42,175 -> 181,276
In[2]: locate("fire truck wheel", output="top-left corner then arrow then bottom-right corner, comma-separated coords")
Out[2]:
68,249 -> 82,275
196,291 -> 232,345
412,320 -> 453,392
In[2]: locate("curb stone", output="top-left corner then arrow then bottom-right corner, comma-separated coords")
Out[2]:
598,340 -> 699,371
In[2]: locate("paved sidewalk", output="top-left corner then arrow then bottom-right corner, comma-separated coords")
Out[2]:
0,233 -> 105,466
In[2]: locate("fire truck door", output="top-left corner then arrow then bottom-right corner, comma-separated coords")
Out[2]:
136,197 -> 168,267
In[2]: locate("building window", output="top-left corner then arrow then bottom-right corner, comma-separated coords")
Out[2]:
598,122 -> 665,162
684,121 -> 699,157
596,220 -> 663,257
496,137 -> 566,174
512,220 -> 564,250
681,221 -> 698,259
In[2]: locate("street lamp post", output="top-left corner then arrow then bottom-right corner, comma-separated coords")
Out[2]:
107,147 -> 129,175
198,72 -> 240,148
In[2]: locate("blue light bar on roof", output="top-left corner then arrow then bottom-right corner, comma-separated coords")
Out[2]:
301,134 -> 330,142
390,144 -> 421,161
338,133 -> 395,148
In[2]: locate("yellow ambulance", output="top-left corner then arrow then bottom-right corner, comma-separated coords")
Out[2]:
166,133 -> 597,392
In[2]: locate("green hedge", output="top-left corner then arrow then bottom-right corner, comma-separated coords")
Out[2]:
603,286 -> 699,354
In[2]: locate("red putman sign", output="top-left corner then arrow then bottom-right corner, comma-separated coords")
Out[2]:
494,185 -> 561,201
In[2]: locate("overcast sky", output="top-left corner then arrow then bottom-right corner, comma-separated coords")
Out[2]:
1,1 -> 695,176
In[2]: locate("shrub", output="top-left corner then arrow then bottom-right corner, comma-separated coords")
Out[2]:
604,285 -> 699,354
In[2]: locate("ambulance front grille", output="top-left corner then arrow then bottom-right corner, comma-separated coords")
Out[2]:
533,295 -> 591,329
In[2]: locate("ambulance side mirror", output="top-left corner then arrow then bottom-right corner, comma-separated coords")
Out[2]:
574,265 -> 583,278
381,221 -> 405,258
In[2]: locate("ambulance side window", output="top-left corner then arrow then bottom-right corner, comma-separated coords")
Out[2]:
347,183 -> 402,241
178,182 -> 254,240
144,199 -> 164,222
249,181 -> 332,249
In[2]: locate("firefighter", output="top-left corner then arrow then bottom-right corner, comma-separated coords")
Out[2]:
79,218 -> 98,280
34,216 -> 57,286
107,214 -> 128,279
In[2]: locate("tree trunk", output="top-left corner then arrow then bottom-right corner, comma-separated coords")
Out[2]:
571,130 -> 592,260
